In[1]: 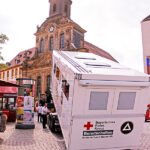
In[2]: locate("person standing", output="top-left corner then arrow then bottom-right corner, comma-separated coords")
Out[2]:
37,103 -> 42,122
41,103 -> 49,129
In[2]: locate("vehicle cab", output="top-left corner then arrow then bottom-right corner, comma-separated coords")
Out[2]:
145,104 -> 150,122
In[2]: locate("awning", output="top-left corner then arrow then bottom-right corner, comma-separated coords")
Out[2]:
0,87 -> 17,94
0,80 -> 20,87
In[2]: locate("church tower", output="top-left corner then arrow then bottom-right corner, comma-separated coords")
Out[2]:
49,0 -> 72,18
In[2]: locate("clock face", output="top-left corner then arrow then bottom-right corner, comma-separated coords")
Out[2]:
49,26 -> 54,32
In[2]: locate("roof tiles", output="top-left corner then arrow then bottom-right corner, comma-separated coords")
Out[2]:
9,47 -> 36,67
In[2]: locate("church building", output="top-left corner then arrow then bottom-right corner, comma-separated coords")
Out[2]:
2,0 -> 117,102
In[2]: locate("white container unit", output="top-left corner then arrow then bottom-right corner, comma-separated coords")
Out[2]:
51,51 -> 150,150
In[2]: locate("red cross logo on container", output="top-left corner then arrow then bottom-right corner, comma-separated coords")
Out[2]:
84,122 -> 93,130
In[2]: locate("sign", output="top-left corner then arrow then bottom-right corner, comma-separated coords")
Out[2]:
3,94 -> 17,97
82,121 -> 115,139
24,96 -> 33,109
121,121 -> 134,134
23,80 -> 34,85
24,110 -> 32,122
17,108 -> 24,123
84,122 -> 93,130
17,96 -> 24,107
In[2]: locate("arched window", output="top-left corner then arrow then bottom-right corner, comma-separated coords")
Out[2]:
40,39 -> 44,53
53,4 -> 56,12
73,31 -> 81,49
60,33 -> 65,48
49,37 -> 53,51
37,76 -> 41,97
64,4 -> 68,13
47,75 -> 51,89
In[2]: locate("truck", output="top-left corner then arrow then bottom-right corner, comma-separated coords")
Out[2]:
50,50 -> 150,150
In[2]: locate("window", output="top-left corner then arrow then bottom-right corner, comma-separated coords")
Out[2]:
27,51 -> 32,55
15,68 -> 18,77
64,4 -> 68,13
18,54 -> 22,58
53,4 -> 56,12
117,92 -> 136,110
19,68 -> 22,78
15,59 -> 20,65
37,76 -> 41,97
40,39 -> 44,53
54,64 -> 56,74
62,79 -> 70,100
19,68 -> 22,75
56,67 -> 60,80
49,37 -> 53,51
73,31 -> 81,49
7,71 -> 9,80
3,72 -> 5,80
60,33 -> 65,48
12,69 -> 14,78
47,75 -> 51,89
89,92 -> 109,110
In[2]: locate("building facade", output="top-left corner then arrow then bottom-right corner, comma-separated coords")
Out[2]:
0,48 -> 35,82
0,65 -> 22,82
141,15 -> 150,74
6,0 -> 117,102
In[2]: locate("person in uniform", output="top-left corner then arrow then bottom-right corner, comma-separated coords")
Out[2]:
41,103 -> 49,129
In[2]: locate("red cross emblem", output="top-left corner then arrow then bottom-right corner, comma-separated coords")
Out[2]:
84,122 -> 93,130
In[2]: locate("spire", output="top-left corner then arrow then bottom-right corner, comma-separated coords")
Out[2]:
49,0 -> 72,18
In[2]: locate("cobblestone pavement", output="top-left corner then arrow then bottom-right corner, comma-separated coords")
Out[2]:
1,115 -> 150,150
137,122 -> 150,150
0,114 -> 66,150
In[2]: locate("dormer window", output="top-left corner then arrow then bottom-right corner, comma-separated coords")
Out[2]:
53,4 -> 56,12
18,54 -> 22,58
27,51 -> 32,55
15,59 -> 20,65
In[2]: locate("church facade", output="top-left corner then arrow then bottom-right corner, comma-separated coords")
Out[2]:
4,0 -> 117,102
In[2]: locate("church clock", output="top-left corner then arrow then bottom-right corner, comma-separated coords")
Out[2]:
49,26 -> 54,32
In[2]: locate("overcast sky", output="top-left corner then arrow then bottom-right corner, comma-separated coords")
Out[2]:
0,0 -> 150,72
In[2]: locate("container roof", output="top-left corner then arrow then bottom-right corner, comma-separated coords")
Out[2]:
54,51 -> 149,82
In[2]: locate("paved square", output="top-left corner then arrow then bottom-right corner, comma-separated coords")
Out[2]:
0,114 -> 66,150
0,114 -> 150,150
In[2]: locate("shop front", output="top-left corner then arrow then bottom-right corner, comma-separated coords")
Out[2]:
0,80 -> 19,122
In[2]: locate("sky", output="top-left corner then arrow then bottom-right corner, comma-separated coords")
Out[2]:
0,0 -> 150,72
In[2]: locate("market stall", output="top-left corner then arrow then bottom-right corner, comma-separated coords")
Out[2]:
0,80 -> 19,122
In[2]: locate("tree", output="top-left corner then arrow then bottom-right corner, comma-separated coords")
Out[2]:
0,34 -> 9,61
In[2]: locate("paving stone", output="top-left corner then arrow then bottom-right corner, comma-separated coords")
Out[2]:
0,114 -> 66,150
0,114 -> 150,150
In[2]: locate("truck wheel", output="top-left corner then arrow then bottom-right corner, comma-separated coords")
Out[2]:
50,118 -> 55,133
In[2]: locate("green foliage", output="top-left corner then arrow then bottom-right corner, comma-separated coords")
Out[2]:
0,63 -> 9,71
0,34 -> 9,61
0,34 -> 9,44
